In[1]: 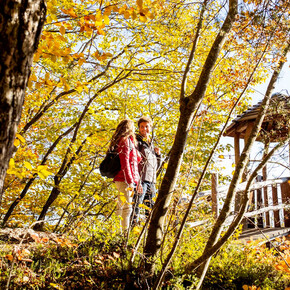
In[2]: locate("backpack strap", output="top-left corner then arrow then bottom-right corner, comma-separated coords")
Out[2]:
128,137 -> 134,151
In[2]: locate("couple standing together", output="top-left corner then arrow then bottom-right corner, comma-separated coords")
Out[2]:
108,116 -> 161,232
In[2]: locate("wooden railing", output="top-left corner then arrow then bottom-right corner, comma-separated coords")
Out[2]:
199,176 -> 290,229
244,177 -> 290,228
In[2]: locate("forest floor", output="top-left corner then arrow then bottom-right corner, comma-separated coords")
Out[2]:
0,227 -> 290,289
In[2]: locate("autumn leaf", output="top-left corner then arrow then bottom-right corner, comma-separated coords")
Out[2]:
60,26 -> 66,35
137,0 -> 143,9
119,194 -> 127,204
36,165 -> 53,180
50,283 -> 64,290
14,138 -> 20,147
103,15 -> 110,25
132,226 -> 142,234
9,158 -> 15,168
61,8 -> 77,18
5,254 -> 13,261
31,234 -> 41,243
139,15 -> 147,23
16,134 -> 25,144
41,237 -> 49,243
24,161 -> 33,170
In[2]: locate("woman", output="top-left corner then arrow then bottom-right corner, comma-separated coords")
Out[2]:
109,119 -> 142,232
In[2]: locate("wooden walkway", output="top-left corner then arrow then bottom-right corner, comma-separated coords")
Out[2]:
238,227 -> 290,243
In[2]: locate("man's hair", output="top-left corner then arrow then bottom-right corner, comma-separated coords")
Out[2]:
138,116 -> 153,127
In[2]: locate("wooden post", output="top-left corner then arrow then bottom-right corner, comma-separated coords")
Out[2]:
211,173 -> 218,219
281,179 -> 290,227
243,122 -> 254,181
248,189 -> 256,228
272,185 -> 280,227
241,123 -> 254,228
263,140 -> 269,182
256,175 -> 263,227
234,132 -> 240,167
234,132 -> 241,213
263,186 -> 270,227
263,140 -> 270,227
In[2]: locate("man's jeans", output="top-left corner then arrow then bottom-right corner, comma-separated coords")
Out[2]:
132,181 -> 156,223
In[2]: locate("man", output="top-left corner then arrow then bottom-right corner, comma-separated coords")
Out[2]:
132,116 -> 161,225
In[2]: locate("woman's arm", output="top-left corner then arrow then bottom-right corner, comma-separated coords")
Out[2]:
118,138 -> 133,184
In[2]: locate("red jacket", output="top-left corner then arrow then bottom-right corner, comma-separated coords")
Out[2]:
114,136 -> 141,185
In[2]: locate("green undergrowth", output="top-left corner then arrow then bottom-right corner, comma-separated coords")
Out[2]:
169,238 -> 290,289
0,225 -> 289,289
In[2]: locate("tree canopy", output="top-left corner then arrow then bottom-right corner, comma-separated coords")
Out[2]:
1,0 -> 290,287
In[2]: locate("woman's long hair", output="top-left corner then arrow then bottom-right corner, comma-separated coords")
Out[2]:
109,119 -> 136,151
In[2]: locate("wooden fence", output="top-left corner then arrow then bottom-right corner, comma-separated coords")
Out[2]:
199,175 -> 290,229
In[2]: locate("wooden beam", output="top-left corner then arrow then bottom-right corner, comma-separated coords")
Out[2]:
211,173 -> 218,219
272,185 -> 280,227
234,132 -> 241,214
243,121 -> 254,182
244,121 -> 254,143
263,186 -> 270,227
263,140 -> 270,182
234,132 -> 240,166
244,203 -> 287,217
281,180 -> 290,227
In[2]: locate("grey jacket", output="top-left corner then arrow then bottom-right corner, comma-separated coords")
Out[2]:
136,133 -> 161,183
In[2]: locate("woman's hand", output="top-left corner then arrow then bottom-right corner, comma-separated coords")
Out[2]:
154,147 -> 160,155
137,184 -> 143,194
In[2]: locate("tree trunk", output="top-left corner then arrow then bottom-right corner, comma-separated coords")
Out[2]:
34,134 -> 89,231
0,0 -> 46,204
185,41 -> 290,287
143,0 -> 238,273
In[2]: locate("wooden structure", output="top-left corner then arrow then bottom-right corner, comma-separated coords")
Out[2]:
209,176 -> 290,225
210,93 -> 290,240
224,93 -> 290,159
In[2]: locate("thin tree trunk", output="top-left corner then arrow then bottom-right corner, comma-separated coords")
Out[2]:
185,40 -> 290,288
152,10 -> 279,287
34,134 -> 89,230
143,0 -> 238,273
0,0 -> 46,204
2,124 -> 76,226
153,74 -> 254,289
33,72 -> 131,230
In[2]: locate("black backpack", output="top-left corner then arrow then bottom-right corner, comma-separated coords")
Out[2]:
99,139 -> 133,178
99,150 -> 121,178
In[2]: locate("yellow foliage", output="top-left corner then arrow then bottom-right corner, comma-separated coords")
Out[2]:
61,8 -> 78,18
24,162 -> 33,170
14,138 -> 20,147
9,158 -> 15,168
137,0 -> 143,9
119,194 -> 127,204
2,0 -> 288,247
242,286 -> 261,290
60,26 -> 66,35
140,15 -> 147,22
36,165 -> 53,180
